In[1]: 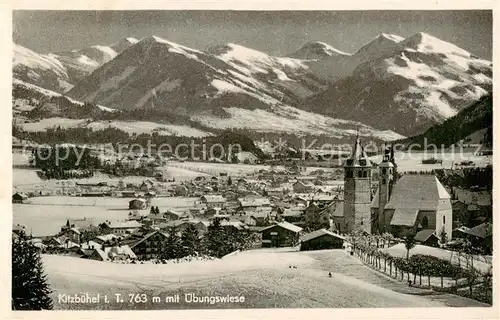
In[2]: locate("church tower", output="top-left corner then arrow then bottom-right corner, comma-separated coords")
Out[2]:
377,144 -> 395,233
343,135 -> 372,234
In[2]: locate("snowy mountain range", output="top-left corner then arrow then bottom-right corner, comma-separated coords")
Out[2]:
13,37 -> 138,93
12,32 -> 492,139
305,32 -> 492,136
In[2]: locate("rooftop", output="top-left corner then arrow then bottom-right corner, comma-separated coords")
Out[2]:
301,228 -> 345,242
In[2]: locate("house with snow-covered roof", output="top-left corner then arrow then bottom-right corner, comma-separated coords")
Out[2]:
101,220 -> 143,236
260,221 -> 303,247
200,195 -> 226,208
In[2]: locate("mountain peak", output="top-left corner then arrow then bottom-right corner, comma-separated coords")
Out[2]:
125,37 -> 139,44
400,32 -> 471,57
207,43 -> 272,62
353,33 -> 404,61
379,33 -> 405,43
357,33 -> 404,52
109,37 -> 139,54
290,41 -> 350,59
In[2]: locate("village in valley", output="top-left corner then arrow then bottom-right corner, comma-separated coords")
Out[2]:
12,133 -> 493,308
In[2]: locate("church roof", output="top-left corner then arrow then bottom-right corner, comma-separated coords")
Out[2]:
384,175 -> 451,212
390,208 -> 419,226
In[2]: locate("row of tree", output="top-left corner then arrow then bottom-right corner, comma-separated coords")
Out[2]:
349,231 -> 492,304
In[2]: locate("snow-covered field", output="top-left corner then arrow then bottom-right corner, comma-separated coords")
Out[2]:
369,151 -> 492,172
384,244 -> 492,273
12,168 -> 161,189
42,249 -> 485,309
166,161 -> 337,176
192,105 -> 404,140
18,118 -> 212,138
13,196 -> 198,236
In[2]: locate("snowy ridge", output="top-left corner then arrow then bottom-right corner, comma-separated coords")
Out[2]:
210,43 -> 308,76
13,37 -> 139,93
290,41 -> 350,59
13,44 -> 73,92
306,33 -> 406,82
68,36 -> 326,115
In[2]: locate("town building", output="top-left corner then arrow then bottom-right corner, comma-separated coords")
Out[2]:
60,227 -> 81,244
12,192 -> 29,204
238,196 -> 271,210
293,180 -> 315,193
61,218 -> 95,233
413,229 -> 440,247
121,191 -> 138,198
129,231 -> 169,260
461,222 -> 492,254
101,220 -> 143,236
200,195 -> 226,208
174,184 -> 190,196
304,201 -> 334,230
93,234 -> 122,245
129,198 -> 147,210
260,221 -> 302,247
300,229 -> 345,251
87,245 -> 137,262
281,207 -> 304,224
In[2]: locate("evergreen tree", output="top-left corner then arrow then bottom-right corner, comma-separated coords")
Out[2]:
160,228 -> 182,260
150,206 -> 156,215
12,232 -> 53,310
202,218 -> 229,258
180,224 -> 201,257
202,219 -> 257,258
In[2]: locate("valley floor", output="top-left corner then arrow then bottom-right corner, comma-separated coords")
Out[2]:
43,249 -> 488,310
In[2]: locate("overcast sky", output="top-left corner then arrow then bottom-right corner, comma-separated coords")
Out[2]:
13,10 -> 492,59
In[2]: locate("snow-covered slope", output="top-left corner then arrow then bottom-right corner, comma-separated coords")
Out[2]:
192,104 -> 404,140
13,37 -> 139,93
13,79 -> 212,138
13,44 -> 74,93
289,41 -> 350,60
19,118 -> 212,138
306,32 -> 492,136
13,78 -> 115,113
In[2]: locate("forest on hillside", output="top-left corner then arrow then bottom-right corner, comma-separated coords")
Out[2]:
395,94 -> 492,149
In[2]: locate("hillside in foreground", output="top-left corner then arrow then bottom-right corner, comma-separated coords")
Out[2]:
42,249 -> 486,309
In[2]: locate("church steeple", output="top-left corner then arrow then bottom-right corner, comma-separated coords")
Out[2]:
344,134 -> 369,168
343,134 -> 373,234
376,142 -> 396,234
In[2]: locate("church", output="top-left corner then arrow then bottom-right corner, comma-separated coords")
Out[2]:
341,136 -> 453,240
